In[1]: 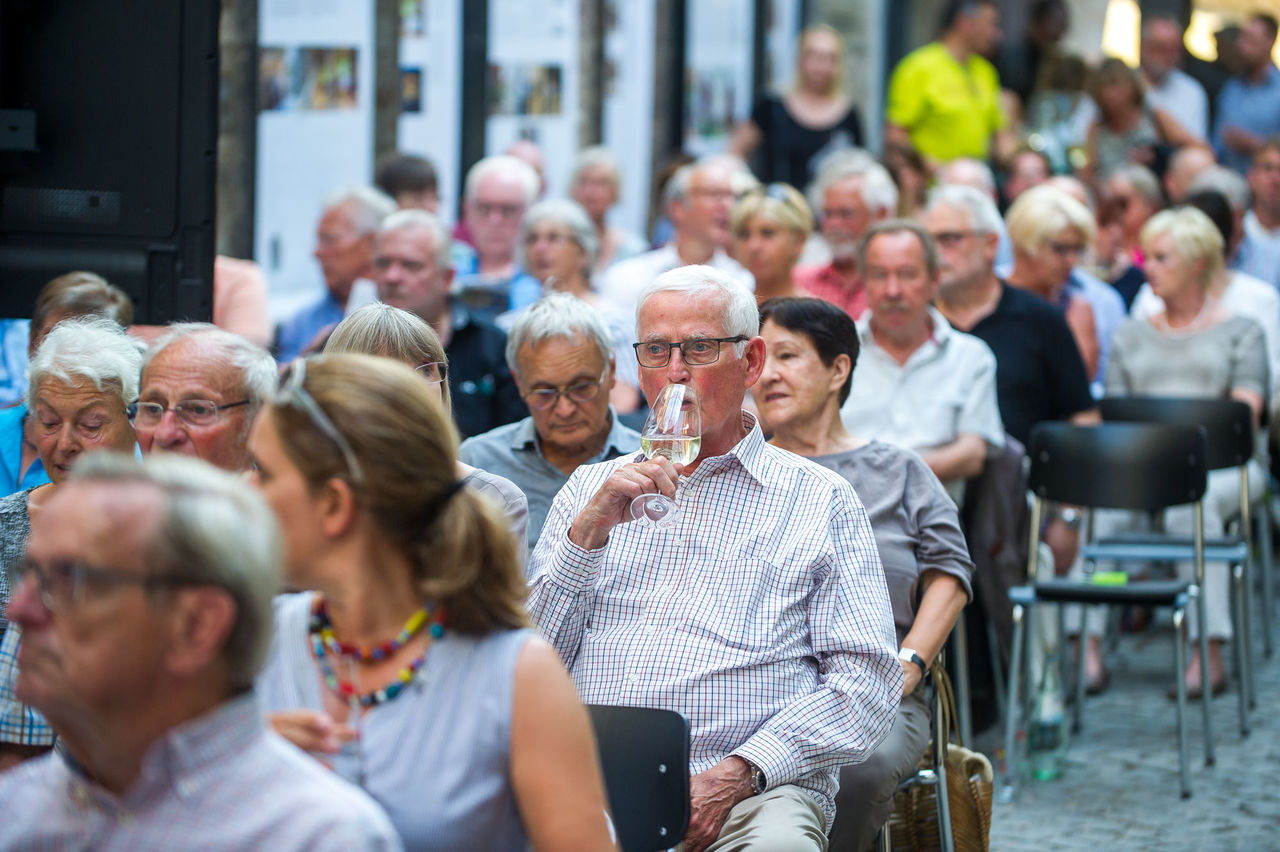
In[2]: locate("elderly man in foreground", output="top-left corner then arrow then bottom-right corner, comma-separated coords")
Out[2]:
0,453 -> 400,849
528,266 -> 901,851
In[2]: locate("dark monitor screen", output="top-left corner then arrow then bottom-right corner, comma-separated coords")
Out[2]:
0,0 -> 219,323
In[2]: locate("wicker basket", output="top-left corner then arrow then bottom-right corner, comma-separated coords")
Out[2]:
887,664 -> 994,852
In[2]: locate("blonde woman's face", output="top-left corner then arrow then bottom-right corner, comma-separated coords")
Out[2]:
799,32 -> 841,92
733,214 -> 804,284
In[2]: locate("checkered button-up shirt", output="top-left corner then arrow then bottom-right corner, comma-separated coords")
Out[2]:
0,625 -> 54,747
528,413 -> 902,827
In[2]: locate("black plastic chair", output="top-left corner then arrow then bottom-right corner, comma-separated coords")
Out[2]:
1097,397 -> 1258,731
586,704 -> 690,852
1000,421 -> 1209,800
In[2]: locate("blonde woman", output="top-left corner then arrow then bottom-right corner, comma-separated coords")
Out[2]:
730,182 -> 814,304
252,354 -> 616,851
730,24 -> 863,186
324,302 -> 530,550
1102,206 -> 1267,697
1006,184 -> 1102,379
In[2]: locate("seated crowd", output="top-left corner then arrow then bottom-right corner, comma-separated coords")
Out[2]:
1,5 -> 1279,850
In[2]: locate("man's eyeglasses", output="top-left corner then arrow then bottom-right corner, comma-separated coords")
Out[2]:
522,368 -> 608,411
416,361 -> 447,385
633,336 -> 748,368
7,557 -> 211,611
929,230 -> 977,249
128,399 -> 250,428
277,359 -> 365,485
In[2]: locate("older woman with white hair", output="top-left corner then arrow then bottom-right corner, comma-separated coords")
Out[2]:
570,147 -> 649,274
1089,206 -> 1268,697
1006,184 -> 1102,379
508,199 -> 642,413
0,316 -> 142,767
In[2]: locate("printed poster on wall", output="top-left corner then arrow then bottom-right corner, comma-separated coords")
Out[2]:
397,0 -> 464,224
484,0 -> 580,199
256,0 -> 375,321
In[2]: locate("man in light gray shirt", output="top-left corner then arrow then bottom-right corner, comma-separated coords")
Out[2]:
460,292 -> 641,551
0,453 -> 400,850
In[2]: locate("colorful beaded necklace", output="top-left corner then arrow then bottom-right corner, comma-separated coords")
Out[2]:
308,597 -> 447,708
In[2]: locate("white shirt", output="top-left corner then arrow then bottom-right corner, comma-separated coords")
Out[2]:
527,413 -> 902,829
597,244 -> 754,322
841,308 -> 1005,502
1146,68 -> 1209,140
1245,208 -> 1280,247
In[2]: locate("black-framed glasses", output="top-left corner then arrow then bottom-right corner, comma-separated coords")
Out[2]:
522,367 -> 608,411
7,557 -> 212,611
416,361 -> 448,385
633,336 -> 748,368
128,399 -> 250,428
277,359 -> 365,485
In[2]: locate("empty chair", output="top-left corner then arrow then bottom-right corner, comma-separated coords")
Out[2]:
1096,396 -> 1260,729
1002,421 -> 1209,800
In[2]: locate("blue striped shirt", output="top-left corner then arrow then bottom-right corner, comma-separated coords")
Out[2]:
527,413 -> 903,828
0,692 -> 402,850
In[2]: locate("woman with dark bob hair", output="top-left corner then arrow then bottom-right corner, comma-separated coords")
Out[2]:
250,354 -> 615,851
754,297 -> 972,851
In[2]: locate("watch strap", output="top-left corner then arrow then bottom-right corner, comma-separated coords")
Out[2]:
898,647 -> 927,676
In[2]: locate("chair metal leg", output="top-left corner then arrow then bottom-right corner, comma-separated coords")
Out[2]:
1173,604 -> 1191,799
932,683 -> 954,852
985,617 -> 1006,734
876,824 -> 892,852
1072,608 -> 1087,734
951,609 -> 973,746
1237,555 -> 1256,712
1000,603 -> 1026,800
1230,563 -> 1249,738
1195,588 -> 1215,767
1258,503 -> 1274,659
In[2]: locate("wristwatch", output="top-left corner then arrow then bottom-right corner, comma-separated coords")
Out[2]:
898,647 -> 927,676
1057,507 -> 1083,530
744,759 -> 766,795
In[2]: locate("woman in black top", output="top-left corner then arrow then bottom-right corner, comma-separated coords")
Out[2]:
730,24 -> 863,187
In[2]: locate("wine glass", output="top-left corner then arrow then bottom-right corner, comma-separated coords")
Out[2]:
630,383 -> 701,530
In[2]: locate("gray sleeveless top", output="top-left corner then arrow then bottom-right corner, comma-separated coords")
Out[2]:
256,593 -> 532,852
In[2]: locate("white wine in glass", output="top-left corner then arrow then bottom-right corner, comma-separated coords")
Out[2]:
639,434 -> 701,465
631,383 -> 701,528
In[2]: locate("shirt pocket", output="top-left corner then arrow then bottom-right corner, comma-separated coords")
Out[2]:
678,552 -> 810,654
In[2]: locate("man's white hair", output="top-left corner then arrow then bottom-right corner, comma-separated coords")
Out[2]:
807,149 -> 898,219
923,184 -> 1004,235
378,208 -> 453,272
464,155 -> 540,206
322,185 -> 397,235
636,265 -> 758,350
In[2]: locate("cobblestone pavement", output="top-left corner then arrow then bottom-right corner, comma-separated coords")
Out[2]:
974,612 -> 1280,852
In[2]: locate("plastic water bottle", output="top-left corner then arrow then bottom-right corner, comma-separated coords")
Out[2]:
1028,651 -> 1068,780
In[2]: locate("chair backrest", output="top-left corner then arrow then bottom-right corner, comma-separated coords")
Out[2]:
587,704 -> 691,852
1027,422 -> 1207,510
1099,396 -> 1252,472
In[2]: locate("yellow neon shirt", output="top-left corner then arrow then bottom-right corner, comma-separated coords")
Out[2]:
886,42 -> 1007,162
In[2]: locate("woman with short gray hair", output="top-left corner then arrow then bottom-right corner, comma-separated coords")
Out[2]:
0,316 -> 142,766
505,200 -> 643,414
